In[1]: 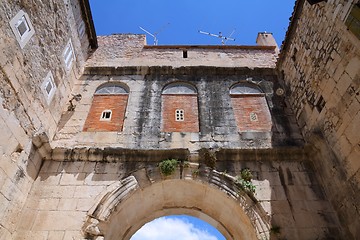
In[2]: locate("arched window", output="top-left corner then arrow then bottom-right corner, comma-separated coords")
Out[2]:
161,82 -> 199,132
230,83 -> 272,132
83,83 -> 129,132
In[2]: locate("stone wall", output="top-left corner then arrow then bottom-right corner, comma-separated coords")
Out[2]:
277,0 -> 360,238
86,34 -> 278,68
0,0 -> 94,237
10,148 -> 341,239
53,67 -> 303,151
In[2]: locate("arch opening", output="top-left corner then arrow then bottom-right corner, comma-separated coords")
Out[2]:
130,214 -> 226,240
95,82 -> 129,94
162,82 -> 197,95
84,175 -> 270,240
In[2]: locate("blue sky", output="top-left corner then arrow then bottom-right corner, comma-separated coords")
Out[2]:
89,0 -> 296,46
130,215 -> 225,240
87,1 -> 296,238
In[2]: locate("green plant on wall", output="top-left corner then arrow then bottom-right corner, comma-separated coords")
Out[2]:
159,159 -> 178,176
240,168 -> 253,182
236,168 -> 256,193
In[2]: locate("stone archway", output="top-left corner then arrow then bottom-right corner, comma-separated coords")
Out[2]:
83,166 -> 271,240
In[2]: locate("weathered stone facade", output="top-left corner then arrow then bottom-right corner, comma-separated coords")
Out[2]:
278,0 -> 360,238
0,0 -> 96,238
0,0 -> 359,240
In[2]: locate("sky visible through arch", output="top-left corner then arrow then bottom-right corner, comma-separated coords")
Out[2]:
88,1 -> 296,238
130,215 -> 226,240
89,0 -> 296,46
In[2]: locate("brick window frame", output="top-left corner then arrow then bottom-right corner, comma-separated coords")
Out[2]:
83,83 -> 129,132
161,82 -> 199,132
230,83 -> 272,132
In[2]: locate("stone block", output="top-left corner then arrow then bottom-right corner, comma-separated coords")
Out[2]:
344,111 -> 360,147
47,231 -> 65,240
13,231 -> 49,240
345,146 -> 360,178
345,57 -> 360,79
63,230 -> 84,240
336,72 -> 352,96
76,198 -> 94,211
32,211 -> 86,231
58,198 -> 78,212
270,200 -> 291,214
73,185 -> 106,199
59,173 -> 86,186
39,186 -> 76,199
40,161 -> 61,174
38,198 -> 60,211
17,209 -> 37,230
0,225 -> 12,240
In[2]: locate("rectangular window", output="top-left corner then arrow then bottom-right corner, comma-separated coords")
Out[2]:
77,20 -> 86,39
9,10 -> 35,49
100,110 -> 112,121
316,95 -> 326,113
175,109 -> 184,121
345,3 -> 360,40
63,39 -> 75,71
183,50 -> 188,58
41,71 -> 56,105
16,16 -> 30,37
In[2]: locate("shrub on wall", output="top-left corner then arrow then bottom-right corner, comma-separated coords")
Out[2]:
236,168 -> 256,193
159,159 -> 178,176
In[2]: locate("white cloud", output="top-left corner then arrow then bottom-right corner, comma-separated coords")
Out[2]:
130,216 -> 220,240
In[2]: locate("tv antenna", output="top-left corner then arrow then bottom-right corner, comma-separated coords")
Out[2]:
139,23 -> 170,45
198,29 -> 236,45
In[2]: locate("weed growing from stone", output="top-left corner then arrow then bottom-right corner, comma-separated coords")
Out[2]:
236,169 -> 256,193
159,159 -> 178,176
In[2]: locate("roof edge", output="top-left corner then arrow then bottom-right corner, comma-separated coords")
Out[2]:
143,45 -> 276,50
277,0 -> 306,65
79,0 -> 98,49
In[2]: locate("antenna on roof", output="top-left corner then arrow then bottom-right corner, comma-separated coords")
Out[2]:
198,29 -> 236,45
139,23 -> 170,45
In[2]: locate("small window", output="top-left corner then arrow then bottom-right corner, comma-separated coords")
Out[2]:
183,50 -> 188,58
345,3 -> 360,40
162,82 -> 197,94
250,112 -> 258,122
230,83 -> 263,95
63,39 -> 75,71
100,110 -> 112,121
316,95 -> 326,113
175,109 -> 184,121
41,71 -> 56,105
95,83 -> 129,95
9,10 -> 35,49
77,20 -> 86,39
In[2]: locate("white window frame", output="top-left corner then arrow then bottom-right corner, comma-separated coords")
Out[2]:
175,109 -> 185,121
9,10 -> 35,49
41,71 -> 56,105
77,20 -> 86,39
100,110 -> 112,121
63,39 -> 75,71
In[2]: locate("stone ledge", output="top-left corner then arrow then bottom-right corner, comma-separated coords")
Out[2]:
84,66 -> 276,76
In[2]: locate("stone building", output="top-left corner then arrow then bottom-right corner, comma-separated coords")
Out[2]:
0,0 -> 359,239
